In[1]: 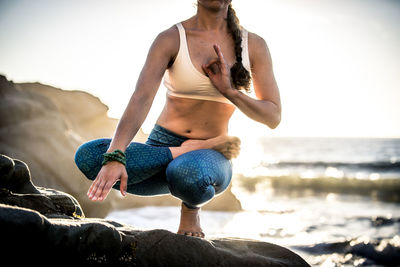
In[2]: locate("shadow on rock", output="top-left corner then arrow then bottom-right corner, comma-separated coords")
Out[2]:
0,154 -> 310,266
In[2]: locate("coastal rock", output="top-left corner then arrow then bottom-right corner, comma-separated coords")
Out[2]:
295,237 -> 400,266
0,204 -> 310,266
0,74 -> 242,217
0,154 -> 310,266
0,154 -> 84,218
0,75 -> 118,217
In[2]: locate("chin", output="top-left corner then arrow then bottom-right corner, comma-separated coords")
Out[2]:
198,0 -> 230,11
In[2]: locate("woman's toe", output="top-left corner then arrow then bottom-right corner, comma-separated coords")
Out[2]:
178,230 -> 188,236
177,230 -> 204,238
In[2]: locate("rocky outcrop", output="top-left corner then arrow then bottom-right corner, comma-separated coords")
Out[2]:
0,154 -> 310,266
0,154 -> 84,218
0,75 -> 119,217
0,74 -> 241,217
1,204 -> 310,266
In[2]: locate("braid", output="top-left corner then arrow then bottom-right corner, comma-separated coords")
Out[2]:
227,4 -> 251,92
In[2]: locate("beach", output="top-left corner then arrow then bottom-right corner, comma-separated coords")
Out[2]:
107,137 -> 400,266
2,0 -> 400,265
1,75 -> 399,265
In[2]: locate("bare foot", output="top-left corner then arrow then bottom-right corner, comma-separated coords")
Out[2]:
170,135 -> 241,159
208,135 -> 241,159
177,203 -> 205,238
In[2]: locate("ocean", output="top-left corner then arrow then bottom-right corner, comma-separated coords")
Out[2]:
106,137 -> 400,266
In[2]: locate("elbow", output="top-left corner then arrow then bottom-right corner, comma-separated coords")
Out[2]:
269,114 -> 281,129
255,100 -> 281,129
266,109 -> 281,129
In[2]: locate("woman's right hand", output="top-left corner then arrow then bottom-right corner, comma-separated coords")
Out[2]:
87,161 -> 128,201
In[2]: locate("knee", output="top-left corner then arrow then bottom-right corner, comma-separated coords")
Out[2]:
74,139 -> 111,180
167,164 -> 215,207
165,150 -> 232,207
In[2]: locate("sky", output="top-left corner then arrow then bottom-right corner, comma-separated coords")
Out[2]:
0,0 -> 399,138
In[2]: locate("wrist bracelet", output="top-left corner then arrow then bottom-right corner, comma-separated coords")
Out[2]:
102,149 -> 127,166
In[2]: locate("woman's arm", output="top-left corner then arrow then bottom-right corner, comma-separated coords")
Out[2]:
202,33 -> 281,129
87,26 -> 179,201
107,27 -> 179,152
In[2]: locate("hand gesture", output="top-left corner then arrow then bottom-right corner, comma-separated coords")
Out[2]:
202,44 -> 236,96
87,161 -> 128,201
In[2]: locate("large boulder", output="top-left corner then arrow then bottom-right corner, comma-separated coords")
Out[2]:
0,154 -> 84,219
0,75 -> 241,217
0,155 -> 310,266
0,204 -> 310,266
0,75 -> 119,217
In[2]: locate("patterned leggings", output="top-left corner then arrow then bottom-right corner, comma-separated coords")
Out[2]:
74,124 -> 232,208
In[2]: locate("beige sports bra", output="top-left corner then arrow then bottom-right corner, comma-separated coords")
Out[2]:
163,23 -> 251,105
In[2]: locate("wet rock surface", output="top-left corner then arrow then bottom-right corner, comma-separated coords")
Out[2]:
0,154 -> 310,266
0,154 -> 84,219
294,236 -> 400,266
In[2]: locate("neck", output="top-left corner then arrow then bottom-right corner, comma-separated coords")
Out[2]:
195,4 -> 228,31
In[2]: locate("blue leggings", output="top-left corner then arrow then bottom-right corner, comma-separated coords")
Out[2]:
74,124 -> 232,208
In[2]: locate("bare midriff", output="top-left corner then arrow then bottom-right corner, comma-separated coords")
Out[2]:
156,94 -> 235,140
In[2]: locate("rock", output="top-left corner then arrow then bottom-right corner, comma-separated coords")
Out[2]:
0,75 -> 242,217
294,237 -> 400,266
0,203 -> 310,266
0,154 -> 84,218
14,81 -> 124,143
0,154 -> 310,266
0,75 -> 117,217
0,154 -> 39,194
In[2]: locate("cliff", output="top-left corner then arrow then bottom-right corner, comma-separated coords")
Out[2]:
0,74 -> 241,217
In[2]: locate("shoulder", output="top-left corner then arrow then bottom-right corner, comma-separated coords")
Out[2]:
146,25 -> 180,64
248,31 -> 267,45
152,24 -> 180,50
248,32 -> 270,56
247,31 -> 272,67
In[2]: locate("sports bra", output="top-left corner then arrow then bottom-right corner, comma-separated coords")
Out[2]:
163,23 -> 251,105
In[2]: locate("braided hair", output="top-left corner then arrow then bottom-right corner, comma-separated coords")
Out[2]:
227,4 -> 251,92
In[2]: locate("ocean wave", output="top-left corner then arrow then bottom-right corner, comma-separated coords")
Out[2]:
260,160 -> 400,172
353,216 -> 400,227
293,236 -> 400,266
235,175 -> 400,202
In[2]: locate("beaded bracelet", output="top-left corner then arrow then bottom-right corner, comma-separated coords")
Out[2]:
102,149 -> 127,166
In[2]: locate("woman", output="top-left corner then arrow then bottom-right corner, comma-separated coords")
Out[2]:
75,0 -> 281,238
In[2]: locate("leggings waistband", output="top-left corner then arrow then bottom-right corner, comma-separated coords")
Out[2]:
146,124 -> 189,147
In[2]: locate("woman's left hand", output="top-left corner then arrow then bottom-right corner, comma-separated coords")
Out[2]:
202,44 -> 236,97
